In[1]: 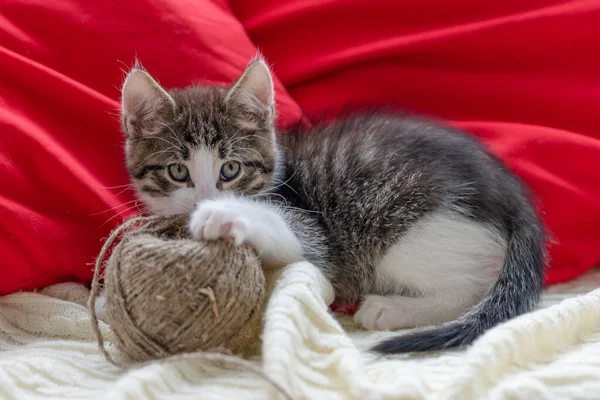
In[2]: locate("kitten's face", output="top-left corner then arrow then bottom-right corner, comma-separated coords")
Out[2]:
121,60 -> 279,215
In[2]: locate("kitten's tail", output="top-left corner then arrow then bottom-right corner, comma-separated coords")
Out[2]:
371,210 -> 545,354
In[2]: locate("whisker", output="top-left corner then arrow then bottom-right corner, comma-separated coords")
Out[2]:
227,135 -> 251,148
163,153 -> 181,166
248,191 -> 322,215
128,136 -> 181,150
250,192 -> 287,204
230,151 -> 255,166
275,180 -> 302,199
112,185 -> 137,198
223,126 -> 245,149
137,146 -> 179,165
240,148 -> 265,163
99,203 -> 145,228
106,109 -> 122,124
156,121 -> 186,151
90,199 -> 141,216
229,133 -> 289,152
266,169 -> 300,197
279,205 -> 323,215
98,183 -> 136,189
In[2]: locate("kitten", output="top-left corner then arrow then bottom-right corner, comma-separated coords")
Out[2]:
117,57 -> 546,353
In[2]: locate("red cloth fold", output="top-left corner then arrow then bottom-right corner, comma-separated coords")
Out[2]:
0,0 -> 302,294
231,0 -> 600,284
1,0 -> 599,294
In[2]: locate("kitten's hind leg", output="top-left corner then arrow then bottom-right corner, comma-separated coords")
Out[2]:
357,210 -> 506,331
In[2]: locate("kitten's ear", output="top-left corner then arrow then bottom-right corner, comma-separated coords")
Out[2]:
225,58 -> 275,124
121,68 -> 176,137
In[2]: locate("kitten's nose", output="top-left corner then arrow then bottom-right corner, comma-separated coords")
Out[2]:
189,149 -> 218,200
194,181 -> 217,200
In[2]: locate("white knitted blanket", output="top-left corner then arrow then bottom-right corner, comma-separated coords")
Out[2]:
1,262 -> 599,400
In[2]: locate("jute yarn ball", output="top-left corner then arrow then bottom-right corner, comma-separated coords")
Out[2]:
99,215 -> 266,363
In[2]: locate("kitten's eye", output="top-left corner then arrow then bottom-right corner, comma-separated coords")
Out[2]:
167,163 -> 189,182
220,161 -> 241,181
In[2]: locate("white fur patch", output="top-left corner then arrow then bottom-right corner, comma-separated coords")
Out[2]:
190,148 -> 218,200
190,200 -> 250,246
139,189 -> 197,215
355,211 -> 506,330
190,196 -> 303,268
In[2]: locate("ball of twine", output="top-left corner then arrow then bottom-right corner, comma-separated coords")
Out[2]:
88,215 -> 292,400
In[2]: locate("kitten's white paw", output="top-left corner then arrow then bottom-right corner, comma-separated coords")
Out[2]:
190,201 -> 250,246
354,295 -> 408,331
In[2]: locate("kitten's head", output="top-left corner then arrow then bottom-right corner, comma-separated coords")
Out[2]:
120,58 -> 280,215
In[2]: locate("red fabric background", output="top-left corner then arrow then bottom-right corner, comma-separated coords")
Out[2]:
1,0 -> 599,294
0,0 -> 302,294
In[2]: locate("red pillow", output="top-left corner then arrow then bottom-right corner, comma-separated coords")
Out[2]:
230,0 -> 600,284
1,0 -> 599,294
0,0 -> 302,294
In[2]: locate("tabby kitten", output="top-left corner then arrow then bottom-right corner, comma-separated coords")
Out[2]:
118,57 -> 546,353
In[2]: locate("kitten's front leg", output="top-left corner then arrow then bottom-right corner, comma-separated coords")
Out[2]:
189,197 -> 304,268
